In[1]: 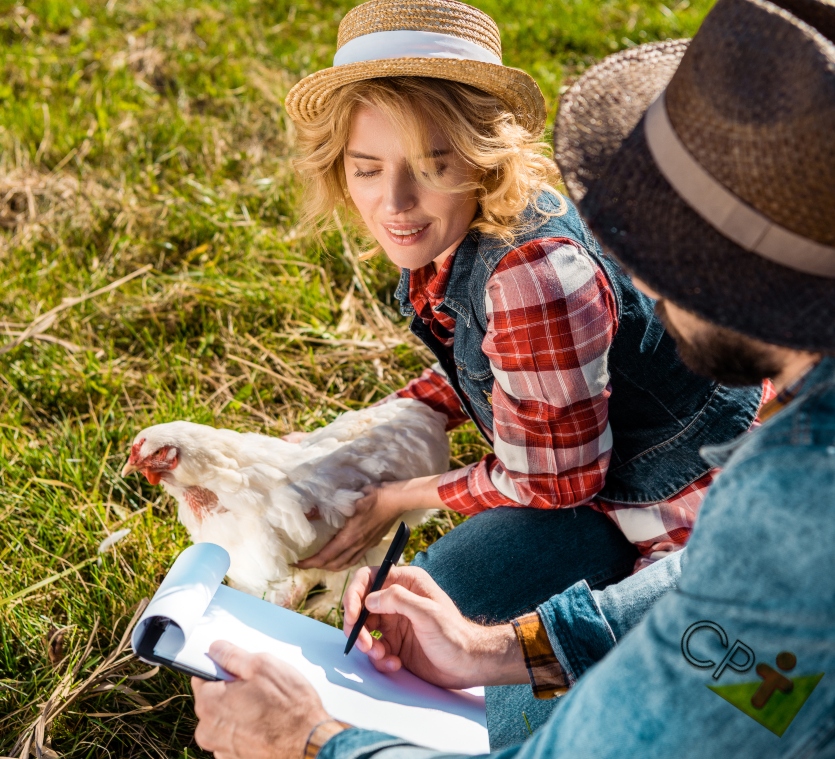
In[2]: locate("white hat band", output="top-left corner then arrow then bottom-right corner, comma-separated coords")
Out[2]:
333,30 -> 502,67
645,91 -> 835,279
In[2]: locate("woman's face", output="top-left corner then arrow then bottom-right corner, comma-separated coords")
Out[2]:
344,104 -> 479,270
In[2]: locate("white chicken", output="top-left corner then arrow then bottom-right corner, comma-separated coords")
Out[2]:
121,398 -> 449,608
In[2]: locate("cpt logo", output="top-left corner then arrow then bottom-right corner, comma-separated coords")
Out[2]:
681,621 -> 824,737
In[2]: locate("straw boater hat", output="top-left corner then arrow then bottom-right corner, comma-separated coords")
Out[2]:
284,0 -> 546,134
555,0 -> 835,351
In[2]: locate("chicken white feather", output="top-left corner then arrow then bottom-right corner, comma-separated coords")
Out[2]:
122,398 -> 449,607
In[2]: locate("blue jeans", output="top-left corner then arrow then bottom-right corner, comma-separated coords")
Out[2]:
412,505 -> 639,749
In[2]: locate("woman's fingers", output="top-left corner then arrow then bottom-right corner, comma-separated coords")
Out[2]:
295,531 -> 351,569
296,513 -> 382,570
299,532 -> 378,571
281,431 -> 310,443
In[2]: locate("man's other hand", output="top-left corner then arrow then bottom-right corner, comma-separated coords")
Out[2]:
343,566 -> 528,689
192,641 -> 330,759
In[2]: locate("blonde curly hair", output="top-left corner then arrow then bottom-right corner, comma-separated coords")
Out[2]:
292,76 -> 565,252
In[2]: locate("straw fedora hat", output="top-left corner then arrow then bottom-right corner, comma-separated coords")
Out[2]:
284,0 -> 546,134
555,0 -> 835,351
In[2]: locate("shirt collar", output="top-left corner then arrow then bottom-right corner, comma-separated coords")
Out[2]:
701,357 -> 831,467
756,369 -> 815,423
408,252 -> 457,309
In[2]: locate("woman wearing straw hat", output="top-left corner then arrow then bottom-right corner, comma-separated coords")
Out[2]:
287,0 -> 763,656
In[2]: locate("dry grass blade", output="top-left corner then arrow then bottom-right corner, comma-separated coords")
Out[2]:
227,354 -> 352,411
10,600 -> 152,759
332,211 -> 403,344
0,331 -> 95,354
83,693 -> 188,719
0,265 -> 152,356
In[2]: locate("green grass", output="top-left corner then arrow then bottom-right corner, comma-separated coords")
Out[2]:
0,0 -> 714,754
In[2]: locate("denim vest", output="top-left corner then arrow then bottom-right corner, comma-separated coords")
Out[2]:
395,193 -> 762,503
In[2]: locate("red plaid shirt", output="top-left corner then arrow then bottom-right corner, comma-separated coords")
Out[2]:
390,238 -> 774,567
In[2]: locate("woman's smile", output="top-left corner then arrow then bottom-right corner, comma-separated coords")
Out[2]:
382,223 -> 432,245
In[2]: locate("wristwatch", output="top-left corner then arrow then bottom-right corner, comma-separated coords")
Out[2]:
303,719 -> 352,759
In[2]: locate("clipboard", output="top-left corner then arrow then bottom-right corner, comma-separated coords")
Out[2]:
132,543 -> 489,754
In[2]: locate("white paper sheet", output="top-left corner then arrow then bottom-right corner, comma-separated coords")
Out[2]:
133,544 -> 489,754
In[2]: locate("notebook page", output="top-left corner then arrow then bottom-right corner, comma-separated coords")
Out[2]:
172,584 -> 489,754
132,542 -> 229,654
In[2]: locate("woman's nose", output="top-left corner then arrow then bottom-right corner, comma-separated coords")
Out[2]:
384,165 -> 418,215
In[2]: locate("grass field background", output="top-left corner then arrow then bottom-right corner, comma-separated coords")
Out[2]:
0,0 -> 714,755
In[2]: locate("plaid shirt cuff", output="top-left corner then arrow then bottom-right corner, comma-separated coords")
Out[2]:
303,720 -> 352,759
438,463 -> 515,514
390,367 -> 470,430
512,611 -> 569,700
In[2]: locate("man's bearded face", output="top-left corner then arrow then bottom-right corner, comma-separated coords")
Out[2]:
654,300 -> 782,387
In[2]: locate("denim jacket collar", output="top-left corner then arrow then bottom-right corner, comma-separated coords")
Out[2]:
700,356 -> 835,468
394,232 -> 482,327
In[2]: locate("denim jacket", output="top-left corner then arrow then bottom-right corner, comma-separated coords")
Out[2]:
395,193 -> 762,503
320,357 -> 835,759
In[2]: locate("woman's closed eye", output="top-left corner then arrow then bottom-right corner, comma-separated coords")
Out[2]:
353,167 -> 381,178
421,163 -> 447,178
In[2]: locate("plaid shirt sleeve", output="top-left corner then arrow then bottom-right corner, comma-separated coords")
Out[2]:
385,366 -> 471,431
438,238 -> 617,516
512,611 -> 569,700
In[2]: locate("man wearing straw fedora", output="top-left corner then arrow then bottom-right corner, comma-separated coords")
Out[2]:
191,0 -> 835,756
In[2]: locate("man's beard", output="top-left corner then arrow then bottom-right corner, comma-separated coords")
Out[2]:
655,301 -> 780,387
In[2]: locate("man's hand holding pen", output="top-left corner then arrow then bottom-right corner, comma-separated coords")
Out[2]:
343,566 -> 529,689
191,565 -> 530,758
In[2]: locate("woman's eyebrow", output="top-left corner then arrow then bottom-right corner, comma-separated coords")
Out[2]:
346,150 -> 381,160
345,149 -> 451,160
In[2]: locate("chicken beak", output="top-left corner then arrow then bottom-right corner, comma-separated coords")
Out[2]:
121,461 -> 139,477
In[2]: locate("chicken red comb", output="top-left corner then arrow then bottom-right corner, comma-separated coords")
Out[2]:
128,438 -> 146,464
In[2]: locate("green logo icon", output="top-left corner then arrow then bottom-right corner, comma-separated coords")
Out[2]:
682,623 -> 825,737
708,671 -> 824,737
706,649 -> 823,737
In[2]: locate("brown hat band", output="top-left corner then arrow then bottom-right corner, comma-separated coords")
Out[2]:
645,91 -> 835,279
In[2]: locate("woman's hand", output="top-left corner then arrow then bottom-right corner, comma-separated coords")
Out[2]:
281,431 -> 310,443
342,566 -> 529,689
296,476 -> 445,572
192,641 -> 331,759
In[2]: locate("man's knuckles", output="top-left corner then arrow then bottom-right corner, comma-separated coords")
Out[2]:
251,652 -> 276,671
373,583 -> 414,611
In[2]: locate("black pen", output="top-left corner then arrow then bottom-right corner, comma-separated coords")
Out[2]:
344,521 -> 411,656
